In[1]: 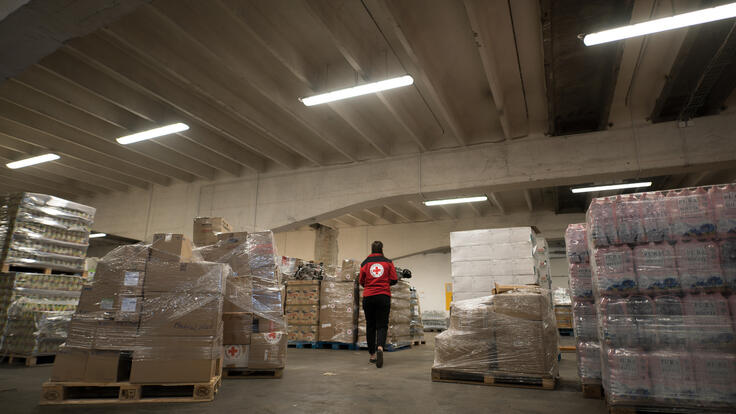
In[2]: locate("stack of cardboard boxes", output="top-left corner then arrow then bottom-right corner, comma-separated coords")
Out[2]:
319,280 -> 357,343
285,280 -> 320,342
358,280 -> 414,349
52,234 -> 228,384
192,217 -> 232,247
433,288 -> 559,379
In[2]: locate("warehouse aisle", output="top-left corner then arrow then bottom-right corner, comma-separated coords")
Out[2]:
0,334 -> 606,413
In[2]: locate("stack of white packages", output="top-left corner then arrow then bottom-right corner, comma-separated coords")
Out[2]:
565,223 -> 602,392
587,184 -> 736,411
451,227 -> 546,302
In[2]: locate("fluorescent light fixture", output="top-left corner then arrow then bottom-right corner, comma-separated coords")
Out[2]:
300,75 -> 414,106
88,233 -> 107,238
423,196 -> 488,206
117,123 -> 189,145
571,182 -> 653,194
6,153 -> 60,169
584,2 -> 736,46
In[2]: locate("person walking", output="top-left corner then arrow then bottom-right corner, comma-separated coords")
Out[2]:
359,241 -> 398,368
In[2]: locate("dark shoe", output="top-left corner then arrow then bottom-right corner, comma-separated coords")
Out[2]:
376,349 -> 384,368
369,358 -> 376,364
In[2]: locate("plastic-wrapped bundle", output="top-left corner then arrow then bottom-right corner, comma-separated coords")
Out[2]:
710,183 -> 736,239
319,281 -> 357,343
606,348 -> 652,403
588,196 -> 618,247
565,223 -> 589,264
0,193 -> 95,273
719,239 -> 736,290
433,289 -> 559,378
592,245 -> 636,295
572,301 -> 598,341
576,340 -> 602,383
653,296 -> 687,349
649,350 -> 698,403
683,293 -> 735,350
634,243 -> 679,293
616,194 -> 645,245
599,297 -> 634,348
569,264 -> 593,299
667,188 -> 716,241
675,241 -> 724,291
641,192 -> 670,243
693,352 -> 736,406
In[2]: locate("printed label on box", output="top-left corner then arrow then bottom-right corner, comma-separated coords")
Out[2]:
321,323 -> 331,328
123,271 -> 140,286
100,298 -> 113,310
121,297 -> 138,312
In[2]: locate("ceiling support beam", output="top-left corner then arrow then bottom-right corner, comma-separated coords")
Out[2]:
488,192 -> 506,215
346,212 -> 375,226
467,202 -> 483,217
383,204 -> 414,222
524,189 -> 534,212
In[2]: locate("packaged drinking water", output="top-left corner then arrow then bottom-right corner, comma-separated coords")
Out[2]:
653,296 -> 687,349
576,340 -> 602,382
720,239 -> 736,291
641,191 -> 670,243
628,295 -> 656,349
730,295 -> 736,334
588,196 -> 618,247
606,348 -> 652,403
634,243 -> 680,293
693,352 -> 736,406
573,301 -> 598,341
668,187 -> 716,241
616,194 -> 645,245
710,183 -> 736,239
569,263 -> 593,300
593,245 -> 637,295
649,350 -> 697,403
600,297 -> 634,348
565,223 -> 589,263
676,241 -> 724,291
683,293 -> 735,349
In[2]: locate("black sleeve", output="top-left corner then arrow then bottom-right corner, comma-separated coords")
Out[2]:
389,279 -> 398,286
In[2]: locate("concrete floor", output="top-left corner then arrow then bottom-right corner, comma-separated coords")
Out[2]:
0,335 -> 606,413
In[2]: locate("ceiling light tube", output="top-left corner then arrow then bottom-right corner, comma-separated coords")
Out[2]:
6,153 -> 60,169
423,196 -> 488,206
583,2 -> 736,46
117,123 -> 189,145
571,182 -> 653,193
300,75 -> 414,106
88,233 -> 107,238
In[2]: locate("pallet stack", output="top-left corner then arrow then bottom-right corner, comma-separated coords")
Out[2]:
319,260 -> 358,344
0,193 -> 95,366
43,234 -> 227,404
358,280 -> 414,351
285,280 -> 321,343
432,288 -> 559,389
565,223 -> 602,398
553,287 -> 573,335
587,184 -> 736,412
195,230 -> 287,378
410,287 -> 425,344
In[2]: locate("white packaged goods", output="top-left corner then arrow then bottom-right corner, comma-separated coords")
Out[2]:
451,227 -> 544,302
586,184 -> 736,411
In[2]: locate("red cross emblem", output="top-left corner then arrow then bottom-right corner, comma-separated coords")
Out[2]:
370,264 -> 384,278
226,346 -> 240,358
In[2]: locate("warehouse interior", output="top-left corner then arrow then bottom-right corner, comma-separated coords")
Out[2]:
0,0 -> 735,412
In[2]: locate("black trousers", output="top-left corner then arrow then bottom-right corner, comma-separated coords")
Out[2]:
363,294 -> 391,355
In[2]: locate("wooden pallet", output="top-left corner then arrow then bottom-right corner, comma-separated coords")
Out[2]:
412,340 -> 426,345
1,263 -> 85,276
287,341 -> 319,349
559,345 -> 576,353
223,368 -> 283,379
431,368 -> 556,390
40,375 -> 221,405
0,354 -> 55,367
317,342 -> 358,350
558,328 -> 574,336
582,383 -> 603,399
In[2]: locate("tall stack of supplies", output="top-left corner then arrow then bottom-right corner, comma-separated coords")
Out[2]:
565,223 -> 602,396
587,184 -> 736,411
285,280 -> 320,343
358,280 -> 414,349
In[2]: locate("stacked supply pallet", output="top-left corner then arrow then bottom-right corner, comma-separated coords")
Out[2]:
410,287 -> 425,344
587,184 -> 736,412
422,310 -> 448,332
358,280 -> 414,350
432,288 -> 559,389
285,280 -> 320,343
1,193 -> 95,274
565,223 -> 602,398
319,260 -> 358,344
450,227 -> 548,302
43,234 -> 227,404
195,231 -> 287,378
553,287 -> 573,334
0,193 -> 94,364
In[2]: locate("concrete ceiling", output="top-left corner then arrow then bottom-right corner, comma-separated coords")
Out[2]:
0,0 -> 734,203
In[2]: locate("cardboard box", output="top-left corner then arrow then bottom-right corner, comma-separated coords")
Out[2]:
492,291 -> 549,321
223,344 -> 249,368
86,350 -> 123,382
93,261 -> 146,295
319,319 -> 356,343
285,280 -> 320,305
248,332 -> 286,369
51,348 -> 88,381
76,288 -> 142,322
223,276 -> 253,313
51,349 -> 130,382
199,232 -> 251,276
287,325 -> 319,342
151,233 -> 193,263
140,293 -> 223,337
253,315 -> 286,334
94,320 -> 140,350
223,312 -> 253,344
130,358 -> 221,383
286,305 -> 319,325
144,261 -> 227,294
494,318 -> 557,375
193,217 -> 232,246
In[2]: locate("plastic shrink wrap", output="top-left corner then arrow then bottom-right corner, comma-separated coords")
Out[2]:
358,281 -> 414,347
0,193 -> 95,273
586,184 -> 736,410
566,223 -> 603,385
432,289 -> 559,379
319,281 -> 357,343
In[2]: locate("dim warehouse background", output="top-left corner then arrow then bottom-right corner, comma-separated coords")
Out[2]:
0,0 -> 734,412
